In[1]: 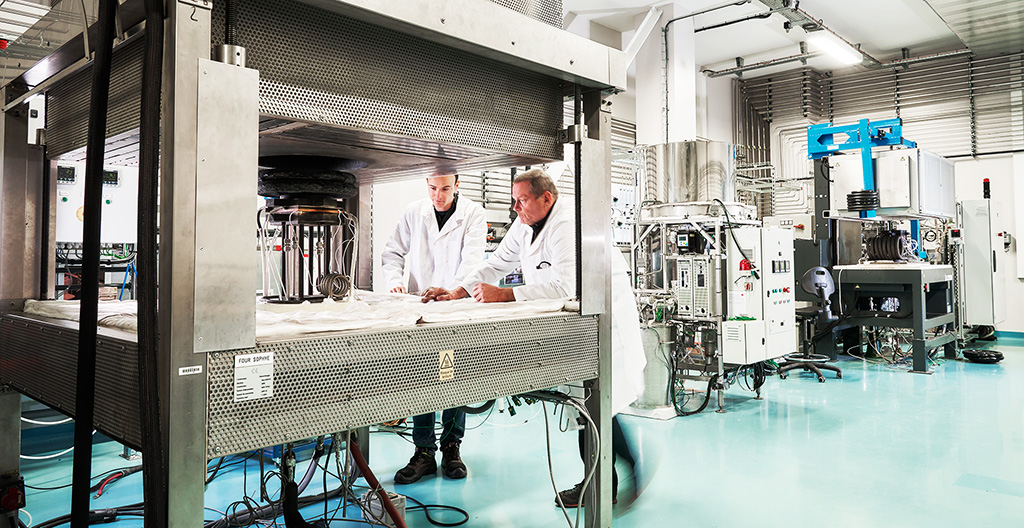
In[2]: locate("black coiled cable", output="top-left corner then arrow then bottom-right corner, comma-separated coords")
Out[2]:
866,231 -> 910,261
847,190 -> 880,211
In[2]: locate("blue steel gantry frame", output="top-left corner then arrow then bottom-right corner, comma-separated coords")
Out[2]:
806,118 -> 926,258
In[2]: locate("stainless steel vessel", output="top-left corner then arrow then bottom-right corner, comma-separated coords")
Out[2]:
638,141 -> 737,206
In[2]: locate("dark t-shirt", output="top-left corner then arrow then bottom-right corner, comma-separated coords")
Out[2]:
435,193 -> 459,230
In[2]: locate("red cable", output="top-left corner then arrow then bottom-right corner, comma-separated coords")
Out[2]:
348,435 -> 408,528
94,472 -> 123,498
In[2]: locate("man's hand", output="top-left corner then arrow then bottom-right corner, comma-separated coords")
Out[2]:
389,286 -> 408,294
471,283 -> 515,303
421,286 -> 470,303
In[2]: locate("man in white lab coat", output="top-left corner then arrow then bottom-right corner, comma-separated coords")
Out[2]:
422,169 -> 646,505
382,174 -> 486,484
421,168 -> 575,302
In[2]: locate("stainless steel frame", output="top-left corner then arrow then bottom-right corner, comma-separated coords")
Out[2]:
0,1 -> 623,526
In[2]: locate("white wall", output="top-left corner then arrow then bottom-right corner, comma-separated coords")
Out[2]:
953,155 -> 1024,332
370,180 -> 429,292
700,75 -> 734,143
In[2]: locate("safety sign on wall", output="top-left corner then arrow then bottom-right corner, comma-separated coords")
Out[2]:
234,352 -> 274,402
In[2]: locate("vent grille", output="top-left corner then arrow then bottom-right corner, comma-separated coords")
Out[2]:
207,314 -> 597,456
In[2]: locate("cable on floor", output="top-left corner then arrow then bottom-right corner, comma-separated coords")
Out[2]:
404,496 -> 469,527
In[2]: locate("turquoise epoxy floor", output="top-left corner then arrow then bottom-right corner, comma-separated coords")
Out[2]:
18,340 -> 1024,527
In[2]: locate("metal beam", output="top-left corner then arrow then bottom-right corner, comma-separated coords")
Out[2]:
624,6 -> 662,67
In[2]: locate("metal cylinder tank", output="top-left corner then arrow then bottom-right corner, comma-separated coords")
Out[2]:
638,141 -> 737,206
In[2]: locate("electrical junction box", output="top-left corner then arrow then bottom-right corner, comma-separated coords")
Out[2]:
722,320 -> 766,364
828,148 -> 954,220
762,214 -> 815,241
55,163 -> 139,244
362,490 -> 406,527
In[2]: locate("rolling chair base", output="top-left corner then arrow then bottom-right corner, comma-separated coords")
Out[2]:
778,355 -> 842,383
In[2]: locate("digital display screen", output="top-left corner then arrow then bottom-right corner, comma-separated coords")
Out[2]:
57,166 -> 75,184
697,274 -> 705,288
677,233 -> 688,247
102,170 -> 119,185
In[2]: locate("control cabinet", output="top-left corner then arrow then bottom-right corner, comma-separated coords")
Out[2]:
722,227 -> 796,363
959,199 -> 1006,326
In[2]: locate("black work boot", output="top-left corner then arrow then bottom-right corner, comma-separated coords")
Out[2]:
394,447 -> 437,484
554,474 -> 618,507
440,442 -> 467,479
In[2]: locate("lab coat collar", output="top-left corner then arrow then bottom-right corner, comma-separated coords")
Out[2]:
420,194 -> 465,238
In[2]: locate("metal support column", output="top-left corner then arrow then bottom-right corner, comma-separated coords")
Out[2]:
158,2 -> 212,525
911,276 -> 929,373
0,386 -> 19,526
580,88 -> 613,528
0,84 -> 35,311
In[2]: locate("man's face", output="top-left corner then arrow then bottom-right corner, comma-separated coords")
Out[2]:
512,181 -> 553,225
427,175 -> 459,212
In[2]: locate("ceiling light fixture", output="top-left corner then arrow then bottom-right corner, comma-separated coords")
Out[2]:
807,33 -> 862,65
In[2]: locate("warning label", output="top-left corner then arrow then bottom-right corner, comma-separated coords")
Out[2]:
234,352 -> 274,402
439,350 -> 454,381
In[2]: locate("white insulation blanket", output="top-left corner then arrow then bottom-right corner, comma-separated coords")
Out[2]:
22,292 -> 569,341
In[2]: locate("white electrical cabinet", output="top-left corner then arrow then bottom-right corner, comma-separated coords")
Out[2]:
722,227 -> 796,364
829,148 -> 954,219
55,163 -> 139,244
959,200 -> 1006,326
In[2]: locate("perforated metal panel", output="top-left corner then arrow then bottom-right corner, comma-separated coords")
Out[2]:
207,313 -> 597,457
213,0 -> 563,171
45,35 -> 144,164
0,313 -> 142,450
488,0 -> 562,28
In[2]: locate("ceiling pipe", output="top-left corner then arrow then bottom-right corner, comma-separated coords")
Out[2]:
703,47 -> 973,78
880,48 -> 972,68
700,2 -> 974,78
703,50 -> 821,77
663,0 -> 752,29
694,6 -> 793,33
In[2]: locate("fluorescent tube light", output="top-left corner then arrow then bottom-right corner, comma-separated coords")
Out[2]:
808,33 -> 862,65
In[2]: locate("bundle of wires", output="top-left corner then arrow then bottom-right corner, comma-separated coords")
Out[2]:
92,465 -> 143,498
735,361 -> 775,392
526,390 -> 600,528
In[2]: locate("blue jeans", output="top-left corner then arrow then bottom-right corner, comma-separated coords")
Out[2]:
412,408 -> 465,450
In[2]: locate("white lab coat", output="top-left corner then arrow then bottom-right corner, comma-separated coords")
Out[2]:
381,195 -> 487,294
459,196 -> 645,413
458,196 -> 576,301
610,249 -> 646,414
561,251 -> 646,420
